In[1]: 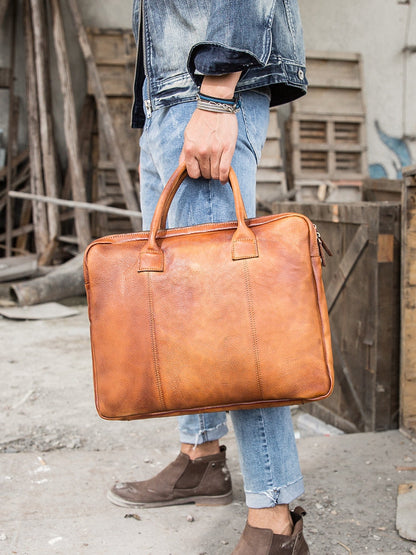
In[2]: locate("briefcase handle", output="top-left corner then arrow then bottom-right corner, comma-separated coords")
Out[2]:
138,163 -> 259,272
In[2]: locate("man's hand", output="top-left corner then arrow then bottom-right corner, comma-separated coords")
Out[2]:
179,109 -> 238,184
179,72 -> 241,184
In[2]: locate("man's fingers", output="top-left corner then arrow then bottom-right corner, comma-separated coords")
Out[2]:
219,146 -> 235,184
186,156 -> 202,179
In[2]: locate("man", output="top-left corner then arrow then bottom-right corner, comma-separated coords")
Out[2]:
108,2 -> 310,553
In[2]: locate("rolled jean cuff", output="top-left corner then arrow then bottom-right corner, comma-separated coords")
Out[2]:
245,476 -> 305,509
178,420 -> 229,445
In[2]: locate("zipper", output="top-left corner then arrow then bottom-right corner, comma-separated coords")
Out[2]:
313,224 -> 332,267
144,99 -> 152,119
142,0 -> 152,118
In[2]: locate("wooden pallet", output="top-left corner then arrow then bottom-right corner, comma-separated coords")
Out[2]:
87,28 -> 140,236
286,52 -> 368,196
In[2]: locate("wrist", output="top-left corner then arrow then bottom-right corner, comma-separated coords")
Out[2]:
200,72 -> 242,99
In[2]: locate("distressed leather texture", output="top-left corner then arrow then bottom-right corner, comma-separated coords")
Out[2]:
84,165 -> 334,420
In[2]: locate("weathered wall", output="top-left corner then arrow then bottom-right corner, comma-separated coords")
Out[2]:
0,0 -> 132,167
0,0 -> 415,178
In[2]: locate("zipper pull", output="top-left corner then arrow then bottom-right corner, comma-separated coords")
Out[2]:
313,224 -> 332,267
144,99 -> 152,118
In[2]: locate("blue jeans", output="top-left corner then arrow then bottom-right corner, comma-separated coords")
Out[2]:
139,90 -> 304,509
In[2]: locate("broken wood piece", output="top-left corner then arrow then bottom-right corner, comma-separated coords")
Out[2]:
396,483 -> 416,541
50,0 -> 91,250
9,190 -> 142,219
11,253 -> 85,306
66,0 -> 141,229
0,254 -> 38,283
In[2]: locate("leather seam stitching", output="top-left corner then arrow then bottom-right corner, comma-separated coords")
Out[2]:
242,260 -> 263,398
146,272 -> 167,411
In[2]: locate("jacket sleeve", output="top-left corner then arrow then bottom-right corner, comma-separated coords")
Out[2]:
188,0 -> 276,80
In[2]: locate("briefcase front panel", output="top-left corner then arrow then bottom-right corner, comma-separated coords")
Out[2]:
84,212 -> 334,420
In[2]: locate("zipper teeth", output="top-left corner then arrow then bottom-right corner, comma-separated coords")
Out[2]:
93,213 -> 305,243
142,0 -> 151,116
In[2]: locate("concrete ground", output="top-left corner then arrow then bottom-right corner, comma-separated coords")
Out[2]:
1,303 -> 416,555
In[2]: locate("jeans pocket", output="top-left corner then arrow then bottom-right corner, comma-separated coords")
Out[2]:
239,91 -> 271,164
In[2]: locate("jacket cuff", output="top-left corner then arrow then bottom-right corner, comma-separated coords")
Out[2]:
188,43 -> 262,83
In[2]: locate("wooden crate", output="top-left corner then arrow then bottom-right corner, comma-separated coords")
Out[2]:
273,200 -> 401,432
401,165 -> 416,438
286,52 -> 368,193
288,114 -> 367,181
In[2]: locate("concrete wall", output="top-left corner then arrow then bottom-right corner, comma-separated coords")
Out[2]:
298,0 -> 416,178
0,0 -> 415,178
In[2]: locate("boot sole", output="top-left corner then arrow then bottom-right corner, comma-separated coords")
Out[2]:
107,489 -> 233,508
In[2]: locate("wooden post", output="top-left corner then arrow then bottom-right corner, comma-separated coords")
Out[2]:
5,0 -> 17,257
49,0 -> 91,250
30,0 -> 61,241
24,0 -> 49,254
401,164 -> 416,438
65,0 -> 141,229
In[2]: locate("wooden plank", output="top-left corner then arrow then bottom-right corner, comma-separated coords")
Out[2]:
0,0 -> 9,26
305,57 -> 362,90
9,191 -> 142,219
0,67 -> 11,88
401,168 -> 416,436
396,483 -> 416,541
331,332 -> 367,427
87,28 -> 136,65
363,178 -> 402,202
66,0 -> 141,229
98,97 -> 139,166
30,0 -> 61,240
293,51 -> 365,116
50,0 -> 91,250
4,0 -> 17,257
24,0 -> 49,254
88,64 -> 134,97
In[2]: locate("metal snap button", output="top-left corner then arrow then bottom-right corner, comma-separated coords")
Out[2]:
298,69 -> 304,80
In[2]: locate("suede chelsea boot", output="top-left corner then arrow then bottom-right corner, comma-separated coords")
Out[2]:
107,445 -> 232,508
232,507 -> 310,555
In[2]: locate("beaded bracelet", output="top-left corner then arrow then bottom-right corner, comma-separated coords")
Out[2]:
196,92 -> 240,114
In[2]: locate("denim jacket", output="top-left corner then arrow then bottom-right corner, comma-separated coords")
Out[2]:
131,0 -> 307,128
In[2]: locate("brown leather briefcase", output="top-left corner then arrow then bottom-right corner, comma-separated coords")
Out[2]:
84,165 -> 334,420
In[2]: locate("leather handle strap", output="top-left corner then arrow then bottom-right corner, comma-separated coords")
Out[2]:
138,164 -> 259,272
